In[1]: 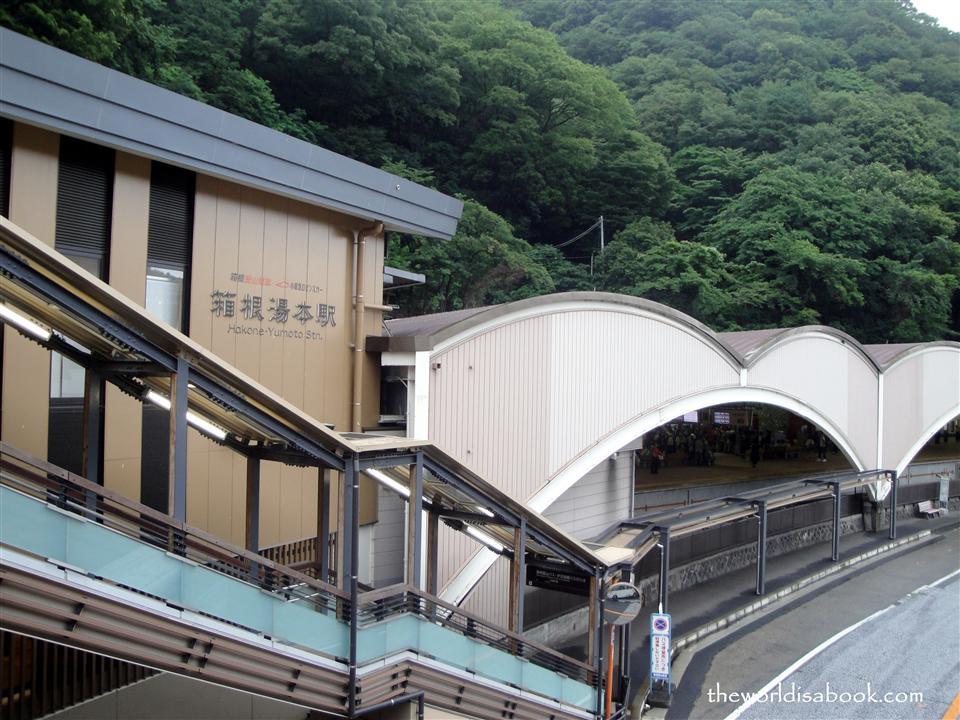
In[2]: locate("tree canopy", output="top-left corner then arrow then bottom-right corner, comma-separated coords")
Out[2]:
2,0 -> 957,341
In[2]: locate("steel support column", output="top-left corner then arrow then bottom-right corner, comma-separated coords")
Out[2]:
168,356 -> 188,524
830,481 -> 841,562
81,369 -> 102,515
407,452 -> 424,588
755,500 -> 767,595
658,527 -> 671,612
339,464 -> 354,592
888,471 -> 898,540
587,574 -> 599,665
318,468 -> 330,585
426,509 -> 439,596
245,456 -> 260,553
509,518 -> 526,634
594,570 -> 604,720
348,454 -> 360,715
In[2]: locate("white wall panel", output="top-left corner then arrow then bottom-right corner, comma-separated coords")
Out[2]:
747,335 -> 877,467
883,348 -> 960,470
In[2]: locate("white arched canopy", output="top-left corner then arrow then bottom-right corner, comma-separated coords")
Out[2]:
373,292 -> 960,614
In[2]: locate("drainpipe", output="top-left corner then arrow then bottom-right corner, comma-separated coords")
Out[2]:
352,221 -> 383,433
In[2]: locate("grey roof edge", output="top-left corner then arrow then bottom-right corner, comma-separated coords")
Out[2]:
373,292 -> 743,367
732,325 -> 885,374
0,28 -> 464,239
862,340 -> 960,370
370,292 -> 960,374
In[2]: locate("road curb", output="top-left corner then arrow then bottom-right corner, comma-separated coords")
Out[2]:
633,529 -> 933,717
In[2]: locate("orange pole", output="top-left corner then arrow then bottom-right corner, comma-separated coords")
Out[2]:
605,623 -> 615,720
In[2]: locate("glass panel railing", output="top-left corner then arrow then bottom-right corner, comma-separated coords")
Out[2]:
356,586 -> 598,712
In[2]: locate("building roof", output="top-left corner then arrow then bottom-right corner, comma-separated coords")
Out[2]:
375,293 -> 956,371
0,28 -> 463,239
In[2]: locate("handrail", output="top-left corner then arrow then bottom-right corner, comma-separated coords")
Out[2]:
0,443 -> 350,613
357,582 -> 597,685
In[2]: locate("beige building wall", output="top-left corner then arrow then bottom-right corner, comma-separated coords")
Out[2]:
1,124 -> 58,459
1,123 -> 385,549
103,152 -> 150,502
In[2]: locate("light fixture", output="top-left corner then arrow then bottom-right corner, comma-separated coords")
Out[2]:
366,468 -> 411,498
475,505 -> 495,518
465,526 -> 504,553
145,389 -> 228,441
0,303 -> 51,341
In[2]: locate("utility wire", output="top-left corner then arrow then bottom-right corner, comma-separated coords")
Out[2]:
554,218 -> 602,249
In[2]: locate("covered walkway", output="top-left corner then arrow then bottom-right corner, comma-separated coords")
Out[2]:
0,216 -> 619,720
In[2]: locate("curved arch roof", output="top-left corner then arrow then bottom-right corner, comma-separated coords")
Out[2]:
372,291 -> 958,371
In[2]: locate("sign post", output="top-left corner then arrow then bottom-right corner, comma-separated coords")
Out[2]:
648,611 -> 673,707
602,582 -> 643,720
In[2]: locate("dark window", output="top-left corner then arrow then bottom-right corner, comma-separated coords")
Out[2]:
0,118 -> 11,217
54,136 -> 114,271
48,137 -> 114,478
142,161 -> 195,512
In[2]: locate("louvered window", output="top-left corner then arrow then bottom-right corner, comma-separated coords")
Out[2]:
0,119 -> 11,217
55,137 -> 114,275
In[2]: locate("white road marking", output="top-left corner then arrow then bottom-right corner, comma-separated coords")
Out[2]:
721,568 -> 960,720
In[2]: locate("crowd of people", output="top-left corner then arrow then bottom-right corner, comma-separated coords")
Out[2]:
641,419 -> 833,474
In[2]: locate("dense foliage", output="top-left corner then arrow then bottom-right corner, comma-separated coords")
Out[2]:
2,0 -> 957,340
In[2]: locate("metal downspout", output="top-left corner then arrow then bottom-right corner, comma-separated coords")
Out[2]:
352,222 -> 384,433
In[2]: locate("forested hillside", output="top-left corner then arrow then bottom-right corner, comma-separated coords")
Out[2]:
2,0 -> 957,341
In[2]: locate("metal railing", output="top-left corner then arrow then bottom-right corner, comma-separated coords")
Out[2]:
357,583 -> 598,687
0,443 -> 349,622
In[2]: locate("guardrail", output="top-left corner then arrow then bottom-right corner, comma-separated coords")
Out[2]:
0,443 -> 349,620
357,583 -> 598,687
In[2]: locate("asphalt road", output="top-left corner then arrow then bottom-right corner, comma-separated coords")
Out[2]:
662,524 -> 960,720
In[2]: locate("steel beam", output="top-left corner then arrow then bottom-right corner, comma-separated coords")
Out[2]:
359,452 -> 418,470
188,372 -> 344,471
0,250 -> 176,371
168,356 -> 188,523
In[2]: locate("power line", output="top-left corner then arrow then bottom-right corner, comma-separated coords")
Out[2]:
554,217 -> 602,249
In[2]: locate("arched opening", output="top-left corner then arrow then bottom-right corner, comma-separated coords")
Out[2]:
444,388 -> 863,608
527,386 -> 864,514
896,410 -> 960,474
633,402 -> 854,500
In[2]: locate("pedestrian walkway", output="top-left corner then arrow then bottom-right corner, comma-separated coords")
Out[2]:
626,512 -> 960,710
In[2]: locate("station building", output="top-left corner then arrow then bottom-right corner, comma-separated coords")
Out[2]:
1,27 -> 959,720
1,28 -> 630,720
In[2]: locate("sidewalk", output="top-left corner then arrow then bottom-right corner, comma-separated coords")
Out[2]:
625,512 -> 960,711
